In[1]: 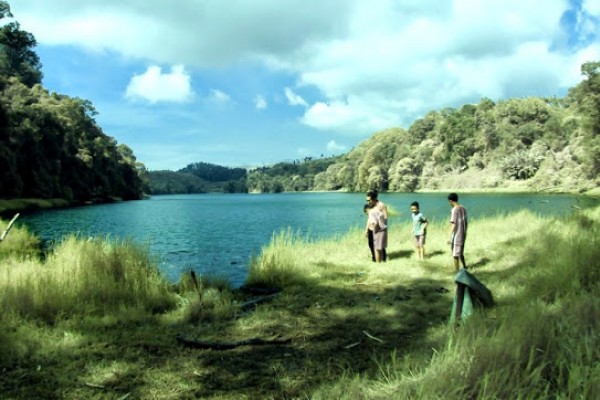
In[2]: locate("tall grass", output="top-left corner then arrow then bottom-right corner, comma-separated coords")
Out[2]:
0,221 -> 40,260
310,205 -> 600,399
0,234 -> 177,324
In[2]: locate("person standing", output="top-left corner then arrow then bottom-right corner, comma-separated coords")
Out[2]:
410,201 -> 428,260
366,190 -> 388,262
447,193 -> 467,272
363,203 -> 376,262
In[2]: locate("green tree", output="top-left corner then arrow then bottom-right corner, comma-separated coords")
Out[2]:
0,21 -> 43,87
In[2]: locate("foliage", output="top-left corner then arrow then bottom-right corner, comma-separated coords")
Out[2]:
0,3 -> 146,203
179,161 -> 246,182
246,156 -> 340,193
240,63 -> 600,193
147,170 -> 208,194
147,166 -> 248,194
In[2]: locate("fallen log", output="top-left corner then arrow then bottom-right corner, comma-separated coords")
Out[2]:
240,292 -> 280,313
176,334 -> 291,350
239,285 -> 281,296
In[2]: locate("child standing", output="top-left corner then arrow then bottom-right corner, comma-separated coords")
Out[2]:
410,201 -> 428,260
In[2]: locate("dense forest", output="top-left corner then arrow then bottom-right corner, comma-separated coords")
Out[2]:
0,2 -> 146,203
148,157 -> 340,194
154,62 -> 600,194
148,162 -> 247,194
245,62 -> 600,193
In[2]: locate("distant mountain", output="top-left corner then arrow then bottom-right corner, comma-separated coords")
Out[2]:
147,162 -> 248,194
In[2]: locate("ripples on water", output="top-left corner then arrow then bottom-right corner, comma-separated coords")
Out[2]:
18,192 -> 597,287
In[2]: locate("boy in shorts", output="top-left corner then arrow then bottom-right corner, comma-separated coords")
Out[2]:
410,201 -> 428,260
447,193 -> 468,272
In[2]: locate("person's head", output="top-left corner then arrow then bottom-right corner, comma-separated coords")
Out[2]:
366,190 -> 379,206
448,193 -> 459,205
363,203 -> 372,214
410,201 -> 420,214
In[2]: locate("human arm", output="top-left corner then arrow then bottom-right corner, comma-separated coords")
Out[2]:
380,203 -> 388,220
448,221 -> 456,244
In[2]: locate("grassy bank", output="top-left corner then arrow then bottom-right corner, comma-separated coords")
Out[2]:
0,198 -> 72,215
0,204 -> 599,399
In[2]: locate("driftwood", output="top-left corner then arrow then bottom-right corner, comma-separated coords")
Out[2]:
0,213 -> 19,243
176,334 -> 291,350
240,292 -> 280,313
189,270 -> 202,301
362,330 -> 384,343
239,285 -> 281,296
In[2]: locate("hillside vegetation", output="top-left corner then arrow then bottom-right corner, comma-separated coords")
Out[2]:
0,2 -> 146,206
247,63 -> 600,193
148,162 -> 248,194
157,62 -> 600,195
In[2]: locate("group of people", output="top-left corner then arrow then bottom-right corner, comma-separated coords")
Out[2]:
363,190 -> 468,272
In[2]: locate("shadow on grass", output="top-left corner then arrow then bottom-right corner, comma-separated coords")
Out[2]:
0,269 -> 455,399
387,249 -> 413,259
172,271 -> 453,398
469,257 -> 491,270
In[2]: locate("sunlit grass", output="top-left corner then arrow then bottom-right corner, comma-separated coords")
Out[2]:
1,204 -> 600,399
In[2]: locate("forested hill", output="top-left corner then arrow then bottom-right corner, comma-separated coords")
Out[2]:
0,2 -> 146,203
150,60 -> 600,195
148,162 -> 249,194
245,61 -> 600,194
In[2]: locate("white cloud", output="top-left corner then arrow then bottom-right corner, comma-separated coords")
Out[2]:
326,140 -> 346,152
209,89 -> 231,104
254,95 -> 267,110
125,65 -> 193,103
284,87 -> 308,107
10,0 -> 599,136
582,0 -> 600,16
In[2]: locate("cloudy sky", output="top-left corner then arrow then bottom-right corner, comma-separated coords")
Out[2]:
6,0 -> 600,171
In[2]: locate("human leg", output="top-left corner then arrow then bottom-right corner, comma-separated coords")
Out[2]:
452,242 -> 464,272
367,230 -> 375,261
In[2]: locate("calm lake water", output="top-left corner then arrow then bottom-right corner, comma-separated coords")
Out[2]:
17,192 -> 598,287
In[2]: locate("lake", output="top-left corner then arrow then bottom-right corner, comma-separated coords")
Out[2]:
17,192 -> 598,287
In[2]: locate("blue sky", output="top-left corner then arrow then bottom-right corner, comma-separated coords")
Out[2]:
6,0 -> 600,171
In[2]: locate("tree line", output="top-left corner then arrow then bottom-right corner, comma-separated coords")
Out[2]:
245,62 -> 600,193
154,61 -> 600,194
0,2 -> 146,203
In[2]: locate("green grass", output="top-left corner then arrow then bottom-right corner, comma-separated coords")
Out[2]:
0,198 -> 71,215
0,204 -> 599,399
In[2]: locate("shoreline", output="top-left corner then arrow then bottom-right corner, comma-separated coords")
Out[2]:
2,187 -> 598,215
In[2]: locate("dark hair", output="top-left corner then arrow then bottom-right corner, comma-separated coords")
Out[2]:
363,203 -> 372,212
366,190 -> 378,199
410,201 -> 419,208
448,193 -> 458,202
